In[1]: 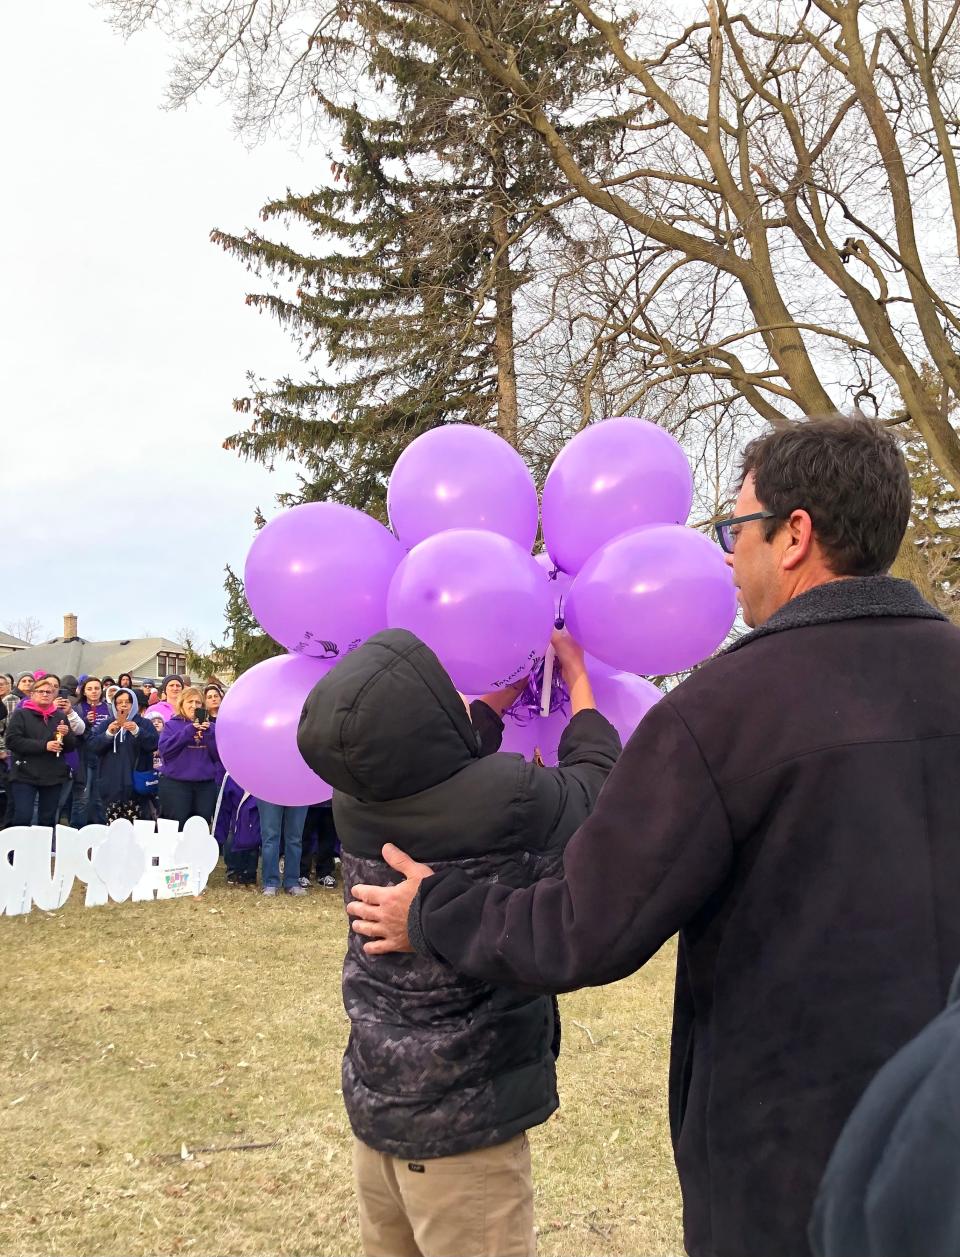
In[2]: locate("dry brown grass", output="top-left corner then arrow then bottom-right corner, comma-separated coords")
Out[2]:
0,869 -> 683,1257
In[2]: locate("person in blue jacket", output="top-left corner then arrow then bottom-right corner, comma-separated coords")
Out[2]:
90,687 -> 159,823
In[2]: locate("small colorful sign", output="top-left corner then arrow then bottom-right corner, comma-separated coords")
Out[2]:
163,866 -> 193,897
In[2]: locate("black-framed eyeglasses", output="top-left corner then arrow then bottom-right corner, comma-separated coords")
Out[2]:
714,511 -> 778,554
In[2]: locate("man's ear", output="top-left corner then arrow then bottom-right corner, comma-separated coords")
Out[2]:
781,508 -> 815,571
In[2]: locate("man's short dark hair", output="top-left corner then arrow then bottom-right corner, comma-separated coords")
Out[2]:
740,414 -> 911,576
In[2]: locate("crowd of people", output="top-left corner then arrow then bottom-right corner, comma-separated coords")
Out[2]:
0,669 -> 338,895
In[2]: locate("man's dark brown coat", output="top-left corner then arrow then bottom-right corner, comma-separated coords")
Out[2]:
411,577 -> 960,1257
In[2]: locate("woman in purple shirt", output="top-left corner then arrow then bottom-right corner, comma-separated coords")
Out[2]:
157,686 -> 220,828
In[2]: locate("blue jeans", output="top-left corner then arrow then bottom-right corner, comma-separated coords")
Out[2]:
70,760 -> 105,827
256,802 -> 307,890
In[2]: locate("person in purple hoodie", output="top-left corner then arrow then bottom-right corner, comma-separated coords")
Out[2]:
70,677 -> 111,827
158,686 -> 220,828
213,774 -> 261,886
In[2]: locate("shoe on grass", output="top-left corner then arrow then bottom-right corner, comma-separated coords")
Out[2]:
318,874 -> 337,890
298,876 -> 311,888
262,885 -> 279,897
285,884 -> 308,896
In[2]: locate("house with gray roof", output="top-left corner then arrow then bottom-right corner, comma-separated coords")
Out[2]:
3,615 -> 189,684
0,631 -> 30,657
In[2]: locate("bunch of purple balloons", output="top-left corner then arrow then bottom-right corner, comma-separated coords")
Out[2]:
216,419 -> 737,802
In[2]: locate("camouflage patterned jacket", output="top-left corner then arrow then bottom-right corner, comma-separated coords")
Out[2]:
297,628 -> 621,1160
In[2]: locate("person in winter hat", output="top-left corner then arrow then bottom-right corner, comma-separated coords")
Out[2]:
89,687 -> 159,823
150,675 -> 184,723
296,627 -> 620,1257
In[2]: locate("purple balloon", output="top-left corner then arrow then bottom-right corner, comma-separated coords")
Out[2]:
499,708 -> 567,765
498,661 -> 660,764
590,664 -> 663,746
245,503 -> 403,658
388,425 -> 539,550
387,529 -> 554,694
542,417 -> 694,574
565,525 -> 737,675
534,551 -> 572,623
216,654 -> 334,806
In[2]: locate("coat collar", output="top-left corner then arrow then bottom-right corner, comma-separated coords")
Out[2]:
724,576 -> 946,655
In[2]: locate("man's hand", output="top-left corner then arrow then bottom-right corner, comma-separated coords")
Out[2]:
45,739 -> 62,753
347,843 -> 435,955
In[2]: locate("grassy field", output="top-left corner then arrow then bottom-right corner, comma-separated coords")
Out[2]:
0,869 -> 683,1257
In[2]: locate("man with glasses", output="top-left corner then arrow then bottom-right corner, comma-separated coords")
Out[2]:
345,415 -> 960,1257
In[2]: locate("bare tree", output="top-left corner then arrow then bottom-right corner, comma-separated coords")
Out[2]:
3,616 -> 46,645
103,0 -> 960,514
104,0 -> 960,483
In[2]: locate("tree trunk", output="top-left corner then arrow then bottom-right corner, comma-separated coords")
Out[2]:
489,147 -> 519,448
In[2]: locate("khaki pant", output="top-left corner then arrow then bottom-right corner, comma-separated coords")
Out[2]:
353,1133 -> 536,1257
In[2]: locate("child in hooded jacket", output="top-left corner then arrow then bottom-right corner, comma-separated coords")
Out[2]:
297,627 -> 621,1257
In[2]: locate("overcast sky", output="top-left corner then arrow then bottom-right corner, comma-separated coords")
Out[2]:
1,1 -> 312,648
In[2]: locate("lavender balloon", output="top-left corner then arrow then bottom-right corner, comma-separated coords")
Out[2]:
245,503 -> 403,658
541,417 -> 694,574
565,525 -> 737,675
498,709 -> 567,765
590,664 -> 663,746
534,551 -> 572,623
388,425 -> 539,550
387,529 -> 554,694
499,660 -> 661,764
216,654 -> 334,806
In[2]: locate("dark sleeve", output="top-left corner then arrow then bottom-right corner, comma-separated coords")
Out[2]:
5,710 -> 47,756
410,698 -> 733,992
553,707 -> 621,799
137,720 -> 159,753
469,700 -> 504,757
89,731 -> 112,757
809,1002 -> 960,1257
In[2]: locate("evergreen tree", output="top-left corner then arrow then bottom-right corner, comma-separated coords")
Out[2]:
185,564 -> 284,681
213,3 -> 626,514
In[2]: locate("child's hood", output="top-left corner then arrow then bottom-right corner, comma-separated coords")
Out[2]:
297,628 -> 480,803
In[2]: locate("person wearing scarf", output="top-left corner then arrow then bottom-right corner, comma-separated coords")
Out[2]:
89,687 -> 159,823
5,676 -> 79,828
70,677 -> 111,828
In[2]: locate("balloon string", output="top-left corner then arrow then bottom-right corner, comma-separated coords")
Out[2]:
506,654 -> 569,726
